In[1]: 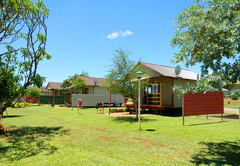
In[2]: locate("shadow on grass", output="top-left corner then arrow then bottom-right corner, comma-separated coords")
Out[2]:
210,114 -> 239,120
188,121 -> 227,126
0,126 -> 69,162
112,117 -> 157,123
191,140 -> 240,165
3,115 -> 25,118
145,129 -> 156,131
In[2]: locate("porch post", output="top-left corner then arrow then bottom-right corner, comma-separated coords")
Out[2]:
53,89 -> 55,106
146,84 -> 148,105
160,76 -> 162,107
172,78 -> 174,107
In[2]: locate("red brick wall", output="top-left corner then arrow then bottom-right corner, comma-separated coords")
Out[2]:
184,91 -> 223,116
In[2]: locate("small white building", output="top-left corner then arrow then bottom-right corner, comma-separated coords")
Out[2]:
70,76 -> 124,107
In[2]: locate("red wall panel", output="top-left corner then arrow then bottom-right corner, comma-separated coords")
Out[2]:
25,96 -> 40,103
184,91 -> 223,116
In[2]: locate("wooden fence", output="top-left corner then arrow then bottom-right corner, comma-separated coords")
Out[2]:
184,91 -> 223,116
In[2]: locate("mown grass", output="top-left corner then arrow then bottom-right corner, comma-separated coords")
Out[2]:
0,105 -> 240,165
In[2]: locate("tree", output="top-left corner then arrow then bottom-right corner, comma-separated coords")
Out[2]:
102,48 -> 148,119
0,0 -> 50,115
72,77 -> 87,93
61,71 -> 89,89
171,0 -> 240,89
173,74 -> 229,96
27,87 -> 42,99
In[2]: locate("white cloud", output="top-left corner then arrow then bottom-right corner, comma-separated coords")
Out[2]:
106,30 -> 133,39
125,30 -> 133,35
107,32 -> 119,39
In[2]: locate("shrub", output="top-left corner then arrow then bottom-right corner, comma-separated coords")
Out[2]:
19,103 -> 24,107
28,103 -> 32,107
10,102 -> 15,108
24,102 -> 28,107
231,94 -> 238,100
227,101 -> 231,104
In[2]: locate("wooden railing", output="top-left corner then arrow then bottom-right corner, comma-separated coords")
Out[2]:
125,93 -> 173,107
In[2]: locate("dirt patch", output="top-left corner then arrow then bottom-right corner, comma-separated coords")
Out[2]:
96,129 -> 107,132
224,108 -> 239,115
142,139 -> 152,143
145,145 -> 155,149
103,112 -> 152,118
54,107 -> 68,109
97,137 -> 107,141
52,117 -> 63,121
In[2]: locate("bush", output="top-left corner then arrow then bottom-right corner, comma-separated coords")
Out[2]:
19,103 -> 24,107
227,101 -> 231,104
24,102 -> 28,107
10,102 -> 15,108
231,94 -> 238,100
28,103 -> 32,107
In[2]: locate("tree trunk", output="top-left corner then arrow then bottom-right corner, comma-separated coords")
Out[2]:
0,82 -> 31,116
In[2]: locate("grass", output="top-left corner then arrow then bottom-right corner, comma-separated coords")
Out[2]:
0,105 -> 240,165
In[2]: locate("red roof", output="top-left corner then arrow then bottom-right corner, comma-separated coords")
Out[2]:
46,82 -> 62,90
76,76 -> 104,86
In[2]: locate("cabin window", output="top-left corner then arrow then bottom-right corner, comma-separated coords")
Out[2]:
151,84 -> 159,93
82,88 -> 89,94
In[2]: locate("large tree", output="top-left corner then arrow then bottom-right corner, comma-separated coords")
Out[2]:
60,71 -> 89,89
0,0 -> 50,115
102,48 -> 148,119
27,87 -> 42,99
72,77 -> 87,93
171,0 -> 240,89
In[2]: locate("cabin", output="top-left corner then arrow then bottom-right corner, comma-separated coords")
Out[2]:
42,77 -> 124,107
66,76 -> 124,107
125,62 -> 199,112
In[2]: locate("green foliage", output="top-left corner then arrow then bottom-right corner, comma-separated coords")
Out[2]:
72,78 -> 87,93
231,94 -> 238,100
102,47 -> 149,99
171,0 -> 240,85
23,102 -> 28,107
60,79 -> 71,89
227,101 -> 231,104
19,103 -> 24,108
0,0 -> 50,114
61,71 -> 89,91
27,87 -> 42,98
173,74 -> 228,96
234,91 -> 240,97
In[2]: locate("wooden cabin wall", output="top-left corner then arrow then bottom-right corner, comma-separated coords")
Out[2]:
173,79 -> 195,108
161,77 -> 173,106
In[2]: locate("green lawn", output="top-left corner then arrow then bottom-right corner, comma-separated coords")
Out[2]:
0,105 -> 240,165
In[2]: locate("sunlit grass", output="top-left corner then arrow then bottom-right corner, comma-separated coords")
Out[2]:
0,105 -> 240,165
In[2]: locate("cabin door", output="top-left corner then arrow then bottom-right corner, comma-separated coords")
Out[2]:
144,83 -> 160,105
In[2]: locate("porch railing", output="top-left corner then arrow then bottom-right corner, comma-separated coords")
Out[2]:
124,92 -> 173,107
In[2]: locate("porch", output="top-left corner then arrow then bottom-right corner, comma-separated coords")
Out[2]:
124,76 -> 175,111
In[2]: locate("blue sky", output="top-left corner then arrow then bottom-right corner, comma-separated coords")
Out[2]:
38,0 -> 201,85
